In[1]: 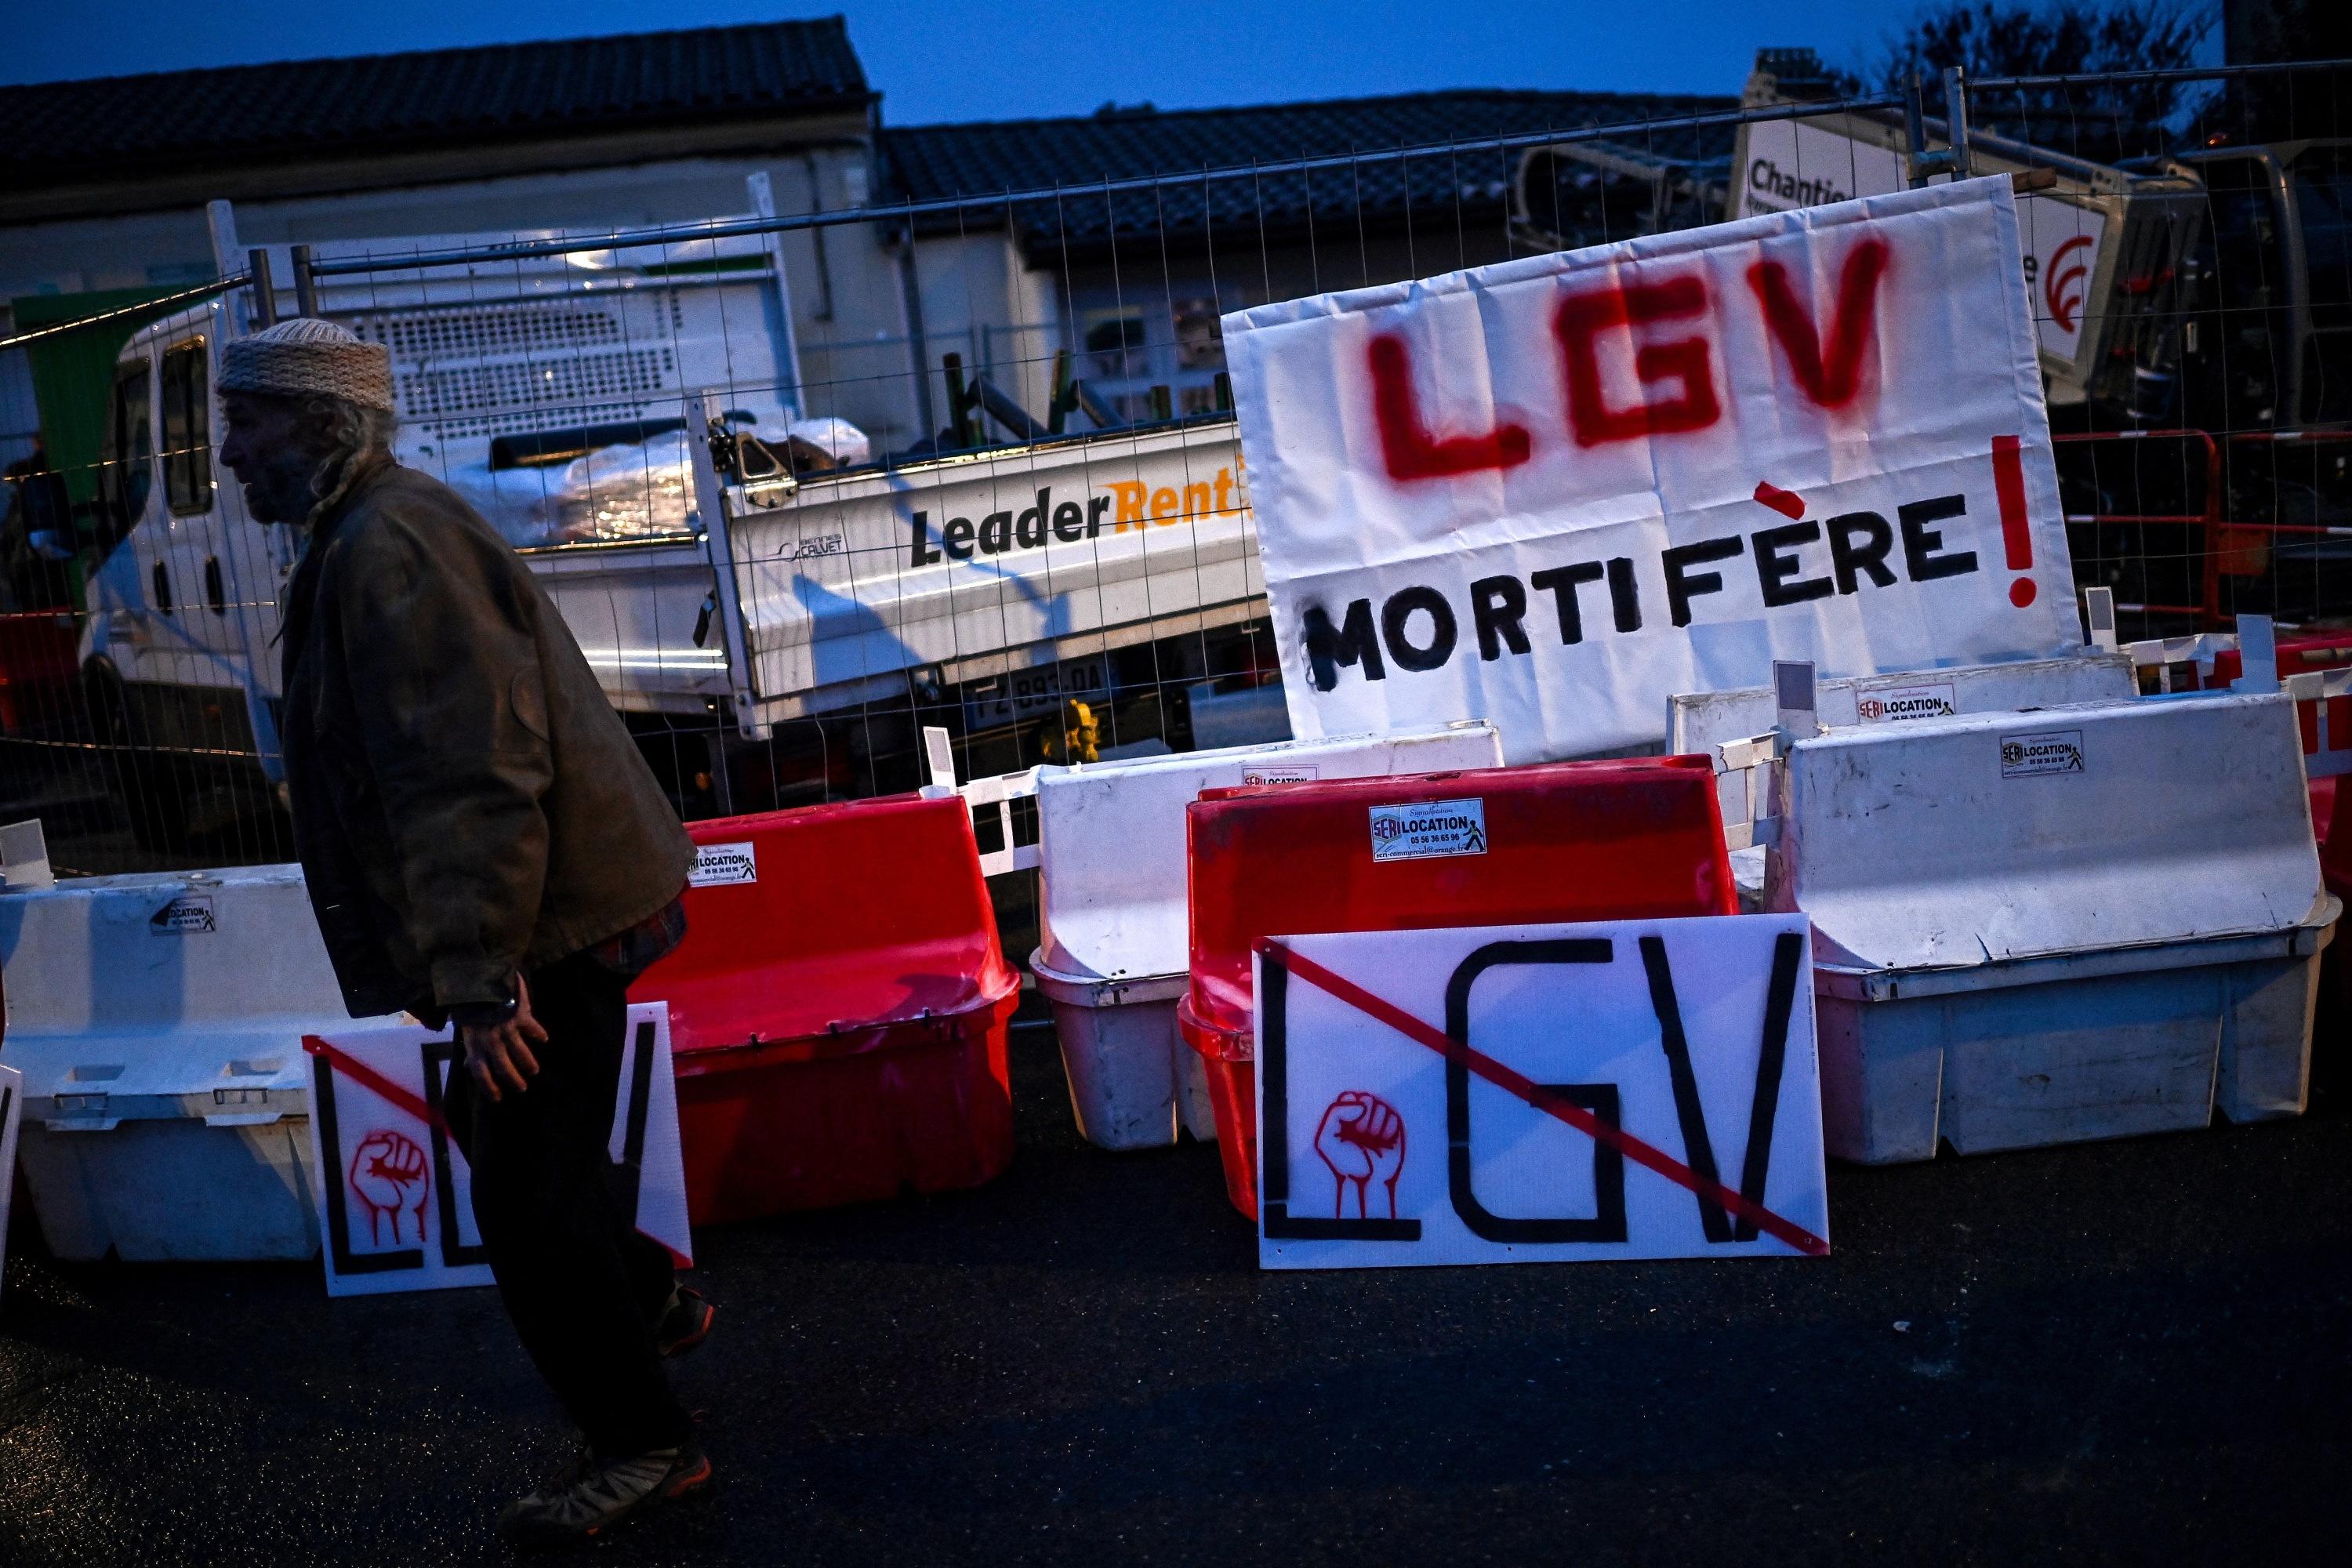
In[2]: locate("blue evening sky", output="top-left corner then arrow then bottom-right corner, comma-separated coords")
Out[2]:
2,2 -> 2213,124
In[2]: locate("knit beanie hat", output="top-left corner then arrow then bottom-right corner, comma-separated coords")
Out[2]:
219,318 -> 396,414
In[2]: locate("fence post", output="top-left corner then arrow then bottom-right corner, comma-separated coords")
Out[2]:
942,353 -> 978,448
1941,65 -> 1973,180
246,248 -> 277,327
687,390 -> 764,741
1047,349 -> 1076,435
1905,67 -> 1973,187
290,245 -> 319,318
1904,73 -> 1932,188
2196,428 -> 2226,630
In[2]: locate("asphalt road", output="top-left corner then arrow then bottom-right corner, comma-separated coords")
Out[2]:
2,1014 -> 2346,1566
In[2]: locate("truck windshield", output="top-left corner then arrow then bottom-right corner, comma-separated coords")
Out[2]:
95,356 -> 154,557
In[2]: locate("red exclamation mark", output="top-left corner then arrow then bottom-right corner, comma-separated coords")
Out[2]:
1991,434 -> 2035,608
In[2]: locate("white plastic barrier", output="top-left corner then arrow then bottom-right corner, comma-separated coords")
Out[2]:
2288,666 -> 2352,780
1668,652 -> 2137,862
2119,614 -> 2352,780
2122,618 -> 2272,694
0,864 -> 401,1260
1744,689 -> 2335,1163
1033,721 -> 1504,1149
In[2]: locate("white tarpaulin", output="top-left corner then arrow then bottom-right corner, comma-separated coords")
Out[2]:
1224,177 -> 2079,763
1254,915 -> 1828,1269
303,1003 -> 691,1298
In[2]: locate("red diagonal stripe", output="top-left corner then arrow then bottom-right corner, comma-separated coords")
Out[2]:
303,1034 -> 445,1132
1261,941 -> 1830,1258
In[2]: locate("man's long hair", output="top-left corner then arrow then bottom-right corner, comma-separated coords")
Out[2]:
298,394 -> 398,531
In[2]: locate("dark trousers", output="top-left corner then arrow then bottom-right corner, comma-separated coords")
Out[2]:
444,949 -> 691,1457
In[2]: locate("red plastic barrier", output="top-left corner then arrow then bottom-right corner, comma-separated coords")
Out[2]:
2209,629 -> 2352,691
1178,757 -> 1737,1218
2210,633 -> 2352,856
0,612 -> 78,735
630,793 -> 1018,1223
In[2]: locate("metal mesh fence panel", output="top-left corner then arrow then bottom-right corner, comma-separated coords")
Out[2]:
0,59 -> 2343,885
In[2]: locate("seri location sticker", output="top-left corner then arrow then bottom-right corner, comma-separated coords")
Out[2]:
689,842 -> 757,887
149,895 -> 216,935
1855,681 -> 1958,723
1367,798 -> 1489,862
1243,764 -> 1320,785
2000,728 -> 2086,779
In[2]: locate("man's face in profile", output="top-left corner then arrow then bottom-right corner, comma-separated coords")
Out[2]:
218,391 -> 320,525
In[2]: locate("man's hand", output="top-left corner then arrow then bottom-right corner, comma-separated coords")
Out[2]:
461,972 -> 548,1102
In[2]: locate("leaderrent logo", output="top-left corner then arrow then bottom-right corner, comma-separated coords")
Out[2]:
1856,682 -> 1958,724
149,895 -> 216,935
689,842 -> 758,887
1368,798 -> 1489,862
2001,728 -> 2085,778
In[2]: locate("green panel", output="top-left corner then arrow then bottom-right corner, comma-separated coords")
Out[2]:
11,285 -> 194,508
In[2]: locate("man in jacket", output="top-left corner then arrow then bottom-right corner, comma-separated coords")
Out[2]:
217,317 -> 714,1548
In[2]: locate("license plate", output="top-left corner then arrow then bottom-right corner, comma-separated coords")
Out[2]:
962,659 -> 1105,731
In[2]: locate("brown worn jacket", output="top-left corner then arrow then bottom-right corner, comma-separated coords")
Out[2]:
280,459 -> 694,1022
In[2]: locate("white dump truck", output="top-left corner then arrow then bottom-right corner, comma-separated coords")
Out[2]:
78,193 -> 1265,843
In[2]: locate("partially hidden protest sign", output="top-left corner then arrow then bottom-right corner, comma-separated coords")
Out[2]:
1254,914 -> 1828,1269
303,1002 -> 691,1297
1222,177 -> 2079,762
0,1064 -> 21,1301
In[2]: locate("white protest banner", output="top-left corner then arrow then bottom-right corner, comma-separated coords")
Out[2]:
1253,914 -> 1828,1269
303,1003 -> 691,1297
0,1064 -> 22,1300
1223,178 -> 2078,763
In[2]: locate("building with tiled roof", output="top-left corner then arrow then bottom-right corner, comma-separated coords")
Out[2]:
1,24 -> 1740,467
881,90 -> 1735,438
0,18 -> 913,452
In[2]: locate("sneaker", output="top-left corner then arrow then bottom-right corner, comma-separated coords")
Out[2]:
655,1287 -> 717,1359
512,1443 -> 594,1509
495,1443 -> 712,1549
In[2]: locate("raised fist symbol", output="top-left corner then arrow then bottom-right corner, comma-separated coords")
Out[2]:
350,1129 -> 428,1247
1314,1091 -> 1406,1220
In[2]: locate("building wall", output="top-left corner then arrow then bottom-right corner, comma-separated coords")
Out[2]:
769,151 -> 928,452
938,225 -> 1524,433
0,209 -> 220,297
902,230 -> 1065,437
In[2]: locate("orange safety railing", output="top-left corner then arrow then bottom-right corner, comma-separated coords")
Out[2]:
2057,428 -> 2352,630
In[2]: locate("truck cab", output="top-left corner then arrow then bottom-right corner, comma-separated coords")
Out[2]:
2170,140 -> 2351,433
82,302 -> 293,851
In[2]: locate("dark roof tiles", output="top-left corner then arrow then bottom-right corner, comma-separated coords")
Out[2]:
881,89 -> 1735,250
0,17 -> 871,187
